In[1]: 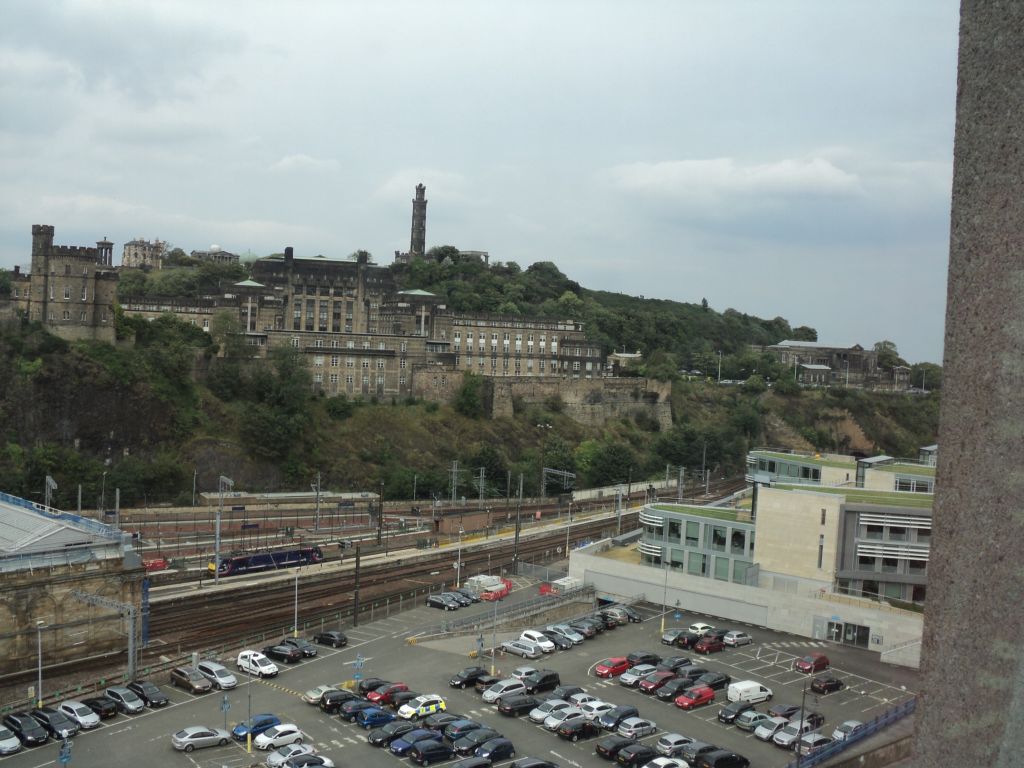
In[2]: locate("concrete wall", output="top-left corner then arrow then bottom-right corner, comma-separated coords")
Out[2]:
570,544 -> 923,665
754,486 -> 842,589
821,463 -> 856,486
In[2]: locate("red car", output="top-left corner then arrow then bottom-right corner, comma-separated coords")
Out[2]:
638,671 -> 677,694
674,685 -> 715,710
368,682 -> 409,705
595,658 -> 630,678
793,653 -> 830,674
694,637 -> 724,655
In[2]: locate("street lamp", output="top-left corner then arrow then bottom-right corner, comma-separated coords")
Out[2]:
717,350 -> 723,383
456,526 -> 465,588
293,567 -> 300,638
100,471 -> 107,513
246,661 -> 253,753
660,560 -> 670,633
36,620 -> 45,707
215,475 -> 234,585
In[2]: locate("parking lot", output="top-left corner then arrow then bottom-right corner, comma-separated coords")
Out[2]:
0,584 -> 918,768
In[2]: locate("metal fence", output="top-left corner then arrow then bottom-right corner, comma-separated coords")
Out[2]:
784,696 -> 917,767
515,560 -> 568,582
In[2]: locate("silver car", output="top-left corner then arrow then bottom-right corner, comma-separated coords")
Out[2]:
501,639 -> 542,659
543,707 -> 585,732
529,699 -> 570,724
773,719 -> 818,749
655,733 -> 693,757
267,743 -> 318,767
618,663 -> 658,687
105,686 -> 145,714
754,716 -> 790,742
58,700 -> 100,730
0,726 -> 21,756
832,720 -> 863,741
197,660 -> 238,690
617,717 -> 657,739
546,624 -> 585,645
171,725 -> 232,752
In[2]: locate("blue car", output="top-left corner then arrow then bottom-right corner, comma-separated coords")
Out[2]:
390,728 -> 443,756
357,707 -> 397,729
476,737 -> 516,761
231,713 -> 281,741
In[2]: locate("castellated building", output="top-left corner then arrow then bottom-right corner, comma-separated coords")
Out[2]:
121,237 -> 166,269
9,225 -> 119,343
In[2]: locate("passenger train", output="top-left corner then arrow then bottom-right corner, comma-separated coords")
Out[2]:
208,545 -> 324,576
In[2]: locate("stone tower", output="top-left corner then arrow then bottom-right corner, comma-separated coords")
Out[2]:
410,183 -> 427,258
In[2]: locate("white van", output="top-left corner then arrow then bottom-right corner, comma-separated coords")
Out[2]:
236,650 -> 279,678
482,678 -> 526,704
727,680 -> 773,704
520,630 -> 555,652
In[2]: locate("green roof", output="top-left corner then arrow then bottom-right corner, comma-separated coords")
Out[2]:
872,463 -> 936,477
650,504 -> 748,523
773,484 -> 933,509
751,450 -> 856,469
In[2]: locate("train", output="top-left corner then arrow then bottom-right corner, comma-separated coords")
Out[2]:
208,545 -> 324,576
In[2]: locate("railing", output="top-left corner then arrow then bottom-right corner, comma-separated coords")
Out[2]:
0,491 -> 125,541
419,585 -> 596,639
785,696 -> 917,767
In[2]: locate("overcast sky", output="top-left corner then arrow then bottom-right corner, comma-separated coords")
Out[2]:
0,0 -> 959,363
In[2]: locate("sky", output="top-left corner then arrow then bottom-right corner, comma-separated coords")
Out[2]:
0,0 -> 959,363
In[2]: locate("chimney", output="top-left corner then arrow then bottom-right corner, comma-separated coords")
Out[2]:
284,246 -> 293,266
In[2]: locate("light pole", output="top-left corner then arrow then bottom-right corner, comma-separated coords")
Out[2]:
796,677 -> 809,768
536,423 -> 552,500
35,620 -> 45,707
246,661 -> 253,753
565,503 -> 572,558
717,350 -> 723,383
293,567 -> 300,638
100,471 -> 107,513
312,472 -> 321,533
660,560 -> 670,633
456,526 -> 465,588
215,475 -> 234,585
490,594 -> 498,674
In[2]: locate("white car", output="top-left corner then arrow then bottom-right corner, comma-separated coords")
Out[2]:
197,660 -> 237,689
832,720 -> 863,741
237,650 -> 279,678
254,723 -> 303,750
644,758 -> 688,768
723,630 -> 753,647
0,726 -> 21,756
302,685 -> 339,704
502,640 -> 542,659
511,666 -> 539,680
568,692 -> 597,707
688,623 -> 714,637
267,743 -> 318,768
58,700 -> 101,729
546,624 -> 585,645
543,707 -> 585,731
754,716 -> 790,742
619,663 -> 658,687
580,700 -> 615,721
529,699 -> 570,724
397,694 -> 447,719
520,630 -> 555,653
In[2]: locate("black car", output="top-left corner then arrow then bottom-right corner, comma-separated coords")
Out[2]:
281,638 -> 318,657
589,613 -> 618,630
476,737 -> 516,762
453,758 -> 492,768
568,621 -> 597,638
673,632 -> 701,650
426,594 -> 459,610
679,741 -> 720,764
423,712 -> 463,730
557,718 -> 601,742
550,684 -> 584,701
717,700 -> 754,724
626,651 -> 661,667
127,680 -> 170,707
454,728 -> 502,755
767,703 -> 802,720
339,700 -> 376,721
81,696 -> 118,719
657,656 -> 692,672
313,631 -> 348,648
510,760 -> 559,768
474,675 -> 501,694
497,694 -> 539,717
368,720 -> 417,746
616,743 -> 657,768
357,678 -> 390,696
391,691 -> 421,710
454,588 -> 481,603
409,739 -> 454,765
444,720 -> 484,743
618,605 -> 642,623
789,710 -> 826,730
29,709 -> 78,739
704,628 -> 729,642
694,749 -> 750,768
450,666 -> 489,689
574,618 -> 605,634
320,690 -> 358,714
656,678 -> 696,702
598,705 -> 639,731
697,671 -> 731,690
595,734 -> 636,760
523,669 -> 560,694
810,674 -> 844,694
263,645 -> 303,663
2,713 -> 48,746
541,631 -> 573,650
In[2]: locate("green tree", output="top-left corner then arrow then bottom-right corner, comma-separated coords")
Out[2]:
0,268 -> 12,296
910,362 -> 942,391
742,374 -> 767,394
454,372 -> 485,418
427,245 -> 461,263
873,340 -> 905,370
586,442 -> 639,486
791,325 -> 818,341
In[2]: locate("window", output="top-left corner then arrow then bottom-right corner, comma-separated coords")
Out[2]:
884,582 -> 903,599
346,358 -> 354,368
377,360 -> 384,370
858,555 -> 877,571
62,310 -> 70,320
400,341 -> 407,352
63,286 -> 71,300
687,553 -> 706,576
817,535 -> 825,569
888,526 -> 907,541
362,360 -> 369,369
908,559 -> 927,575
331,356 -> 340,367
80,311 -> 87,321
685,521 -> 700,547
346,375 -> 354,385
378,342 -> 386,350
81,285 -> 87,300
399,375 -> 406,386
329,374 -> 339,384
714,556 -> 730,581
313,372 -> 323,383
864,524 -> 883,540
881,557 -> 899,573
203,319 -> 210,329
667,520 -> 681,541
314,338 -> 324,348
362,375 -> 369,386
709,526 -> 726,552
400,358 -> 406,369
290,338 -> 299,348
313,355 -> 324,366
730,529 -> 746,555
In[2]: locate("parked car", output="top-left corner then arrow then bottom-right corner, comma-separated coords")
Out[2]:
482,679 -> 526,704
450,666 -> 490,689
0,726 -> 20,756
57,700 -> 100,730
368,682 -> 409,705
302,685 -> 339,705
704,628 -> 729,642
474,675 -> 501,694
546,624 -> 585,644
696,671 -> 731,691
391,691 -> 421,711
319,689 -> 357,714
339,700 -> 377,722
313,631 -> 348,648
726,680 -> 773,704
104,686 -> 145,714
767,703 -> 802,720
196,660 -> 238,689
232,713 -> 282,741
792,653 -> 830,674
595,734 -> 637,760
557,718 -> 601,741
542,630 -> 573,650
426,594 -> 459,610
675,686 -> 715,710
832,720 -> 863,741
656,677 -> 699,702
502,639 -> 543,659
2,714 -> 47,747
619,664 -> 658,687
453,758 -> 493,768
551,684 -> 585,700
520,630 -> 555,653
236,650 -> 279,678
127,680 -> 170,707
171,725 -> 231,752
530,699 -> 570,724
660,628 -> 690,646
598,705 -> 639,731
599,607 -> 631,625
254,723 -> 305,750
655,733 -> 693,757
510,759 -> 558,768
443,591 -> 473,607
638,670 -> 677,693
268,744 -> 318,767
594,658 -> 630,678
616,605 -> 642,623
735,710 -> 774,732
625,650 -> 661,667
170,667 -> 213,694
443,720 -> 483,742
580,701 -> 615,721
497,694 -> 539,716
716,700 -> 754,724
722,631 -> 753,647
645,758 -> 688,768
657,656 -> 692,672
454,587 -> 481,603
615,743 -> 657,768
475,737 -> 516,761
280,638 -> 318,657
398,694 -> 447,719
796,733 -> 833,756
773,719 -> 821,750
677,742 -> 720,765
283,755 -> 335,768
617,717 -> 657,739
511,666 -> 538,681
523,669 -> 561,694
389,728 -> 444,756
80,696 -> 118,719
811,673 -> 844,694
410,738 -> 456,765
694,637 -> 724,655
367,720 -> 417,747
453,728 -> 501,755
356,707 -> 396,729
568,620 -> 598,638
688,623 -> 714,637
423,712 -> 462,730
29,709 -> 78,739
263,645 -> 303,664
356,677 -> 390,696
543,707 -> 585,732
693,749 -> 751,768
